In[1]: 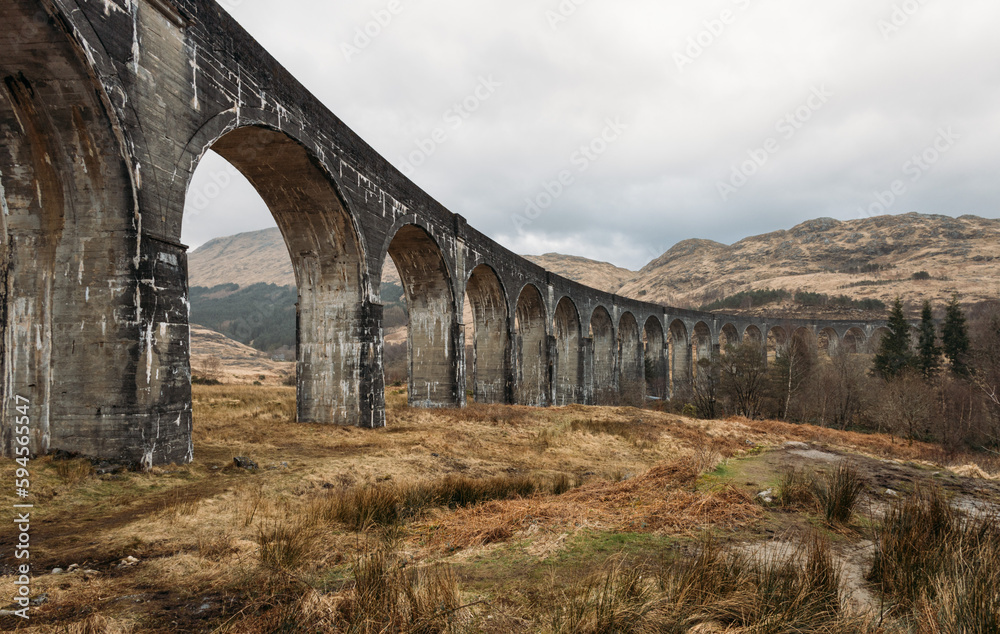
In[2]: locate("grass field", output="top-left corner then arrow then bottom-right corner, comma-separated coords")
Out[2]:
2,385 -> 999,632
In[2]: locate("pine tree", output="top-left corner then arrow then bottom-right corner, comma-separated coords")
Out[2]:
916,300 -> 940,379
942,294 -> 970,377
874,298 -> 914,379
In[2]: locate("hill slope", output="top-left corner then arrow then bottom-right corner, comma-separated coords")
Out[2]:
188,214 -> 1000,322
619,213 -> 1000,315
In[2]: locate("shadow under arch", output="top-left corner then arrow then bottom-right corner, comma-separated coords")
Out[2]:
198,125 -> 376,425
619,312 -> 644,406
643,316 -> 667,399
382,223 -> 460,408
553,297 -> 582,406
590,306 -> 617,405
465,264 -> 510,404
515,284 -> 549,406
669,320 -> 691,394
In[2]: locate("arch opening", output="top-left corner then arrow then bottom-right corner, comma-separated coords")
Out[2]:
515,285 -> 549,406
553,297 -> 582,406
384,224 -> 459,408
843,327 -> 867,354
818,327 -> 840,357
619,312 -> 643,405
193,126 -> 370,425
643,317 -> 667,400
720,324 -> 740,353
692,322 -> 714,376
669,320 -> 691,395
466,265 -> 510,404
590,307 -> 616,405
766,326 -> 788,364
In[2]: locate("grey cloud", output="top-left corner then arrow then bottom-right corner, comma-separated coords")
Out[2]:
183,0 -> 1000,270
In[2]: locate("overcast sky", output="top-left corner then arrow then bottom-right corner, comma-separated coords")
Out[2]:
181,0 -> 1000,270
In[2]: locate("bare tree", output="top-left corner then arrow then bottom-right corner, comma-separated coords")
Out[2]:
720,341 -> 768,418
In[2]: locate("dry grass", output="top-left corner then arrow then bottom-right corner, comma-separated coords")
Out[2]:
4,385 -> 999,632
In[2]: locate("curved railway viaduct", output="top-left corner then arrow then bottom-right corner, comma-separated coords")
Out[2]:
0,0 -> 888,466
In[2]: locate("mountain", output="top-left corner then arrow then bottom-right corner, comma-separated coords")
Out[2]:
523,254 -> 635,294
189,213 -> 1000,328
618,213 -> 1000,316
188,228 -> 402,287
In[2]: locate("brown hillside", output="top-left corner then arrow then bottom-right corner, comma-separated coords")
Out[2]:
618,213 -> 1000,315
189,214 -> 1000,318
523,253 -> 635,294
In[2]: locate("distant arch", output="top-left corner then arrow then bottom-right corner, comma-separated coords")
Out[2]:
515,284 -> 549,406
553,298 -> 582,406
720,323 -> 740,352
465,265 -> 510,404
590,307 -> 617,405
843,327 -> 867,354
766,326 -> 788,363
384,224 -> 459,408
692,322 -> 714,377
669,320 -> 691,393
619,312 -> 644,405
744,325 -> 764,345
818,327 -> 840,356
643,317 -> 667,399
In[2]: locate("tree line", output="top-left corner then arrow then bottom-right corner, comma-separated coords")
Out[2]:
679,296 -> 1000,453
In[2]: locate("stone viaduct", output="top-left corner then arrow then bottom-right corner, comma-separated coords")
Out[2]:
0,0 -> 888,466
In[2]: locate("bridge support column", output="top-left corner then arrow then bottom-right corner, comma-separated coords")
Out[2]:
581,337 -> 595,405
672,343 -> 693,397
358,302 -> 386,428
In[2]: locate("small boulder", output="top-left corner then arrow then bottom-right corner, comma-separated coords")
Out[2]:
51,567 -> 64,575
233,456 -> 258,470
782,441 -> 810,451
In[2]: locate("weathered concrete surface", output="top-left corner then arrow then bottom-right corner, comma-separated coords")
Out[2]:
0,0 -> 891,465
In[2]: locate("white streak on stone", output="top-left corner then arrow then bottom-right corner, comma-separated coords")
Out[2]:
190,44 -> 200,110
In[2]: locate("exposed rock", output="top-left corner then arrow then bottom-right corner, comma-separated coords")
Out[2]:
233,456 -> 258,470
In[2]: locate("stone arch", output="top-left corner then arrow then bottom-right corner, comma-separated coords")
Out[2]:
766,326 -> 788,363
0,0 -> 190,464
744,325 -> 764,345
869,327 -> 892,355
843,327 -> 867,354
465,264 -> 510,404
590,306 -> 616,405
643,316 -> 667,399
383,224 -> 459,408
818,327 -> 840,356
720,323 -> 740,352
619,312 -> 644,405
692,322 -> 714,376
553,297 -> 582,406
515,284 -> 549,406
198,126 -> 371,424
669,320 -> 691,393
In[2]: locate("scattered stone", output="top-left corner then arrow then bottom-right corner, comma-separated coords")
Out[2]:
117,556 -> 140,568
67,564 -> 80,572
95,461 -> 126,475
757,490 -> 775,504
431,453 -> 439,458
885,488 -> 899,497
782,441 -> 810,451
233,456 -> 258,470
30,594 -> 48,606
51,567 -> 64,575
